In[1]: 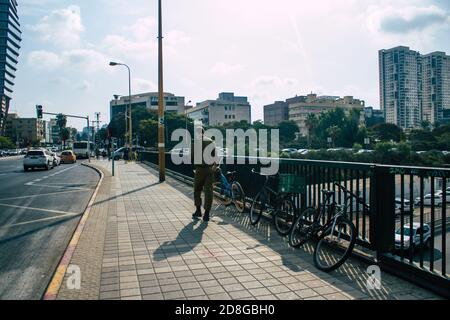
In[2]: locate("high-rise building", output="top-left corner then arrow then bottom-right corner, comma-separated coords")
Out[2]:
0,0 -> 21,135
186,92 -> 252,126
264,101 -> 289,126
379,47 -> 450,128
421,51 -> 450,124
379,46 -> 422,129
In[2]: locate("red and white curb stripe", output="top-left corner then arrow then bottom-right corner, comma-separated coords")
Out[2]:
43,163 -> 104,300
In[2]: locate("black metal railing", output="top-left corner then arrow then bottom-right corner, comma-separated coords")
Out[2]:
139,151 -> 449,298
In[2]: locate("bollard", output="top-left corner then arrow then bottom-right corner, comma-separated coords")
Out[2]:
112,156 -> 115,176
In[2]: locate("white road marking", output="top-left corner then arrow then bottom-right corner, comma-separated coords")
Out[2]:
0,203 -> 79,215
0,189 -> 89,202
27,183 -> 91,191
24,165 -> 81,188
0,213 -> 80,229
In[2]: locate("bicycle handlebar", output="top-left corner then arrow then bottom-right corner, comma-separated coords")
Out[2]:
334,183 -> 370,210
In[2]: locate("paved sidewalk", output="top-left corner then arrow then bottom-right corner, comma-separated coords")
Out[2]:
55,160 -> 441,300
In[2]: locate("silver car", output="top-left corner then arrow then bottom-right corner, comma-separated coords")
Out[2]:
395,223 -> 431,251
24,149 -> 54,171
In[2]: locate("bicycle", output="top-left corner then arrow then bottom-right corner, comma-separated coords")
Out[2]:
214,167 -> 246,213
249,169 -> 299,236
288,183 -> 364,272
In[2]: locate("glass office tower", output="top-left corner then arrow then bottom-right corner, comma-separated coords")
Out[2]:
0,0 -> 21,135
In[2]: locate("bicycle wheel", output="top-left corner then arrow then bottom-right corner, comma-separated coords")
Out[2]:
313,217 -> 356,272
232,182 -> 246,213
274,197 -> 296,236
289,207 -> 316,248
217,184 -> 233,206
250,191 -> 266,225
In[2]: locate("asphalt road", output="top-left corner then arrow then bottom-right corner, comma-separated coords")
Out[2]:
0,157 -> 99,300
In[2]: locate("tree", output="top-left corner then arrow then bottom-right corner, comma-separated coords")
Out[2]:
326,125 -> 341,147
61,128 -> 70,149
369,123 -> 403,142
409,129 -> 437,151
305,114 -> 318,147
71,128 -> 78,141
0,136 -> 14,149
278,121 -> 299,143
56,114 -> 67,146
139,119 -> 158,148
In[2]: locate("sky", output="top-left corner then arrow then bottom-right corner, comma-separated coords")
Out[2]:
11,0 -> 450,130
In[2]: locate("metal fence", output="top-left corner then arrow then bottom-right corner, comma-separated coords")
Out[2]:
140,151 -> 449,298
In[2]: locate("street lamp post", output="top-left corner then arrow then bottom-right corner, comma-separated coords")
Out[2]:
109,61 -> 132,159
157,0 -> 166,182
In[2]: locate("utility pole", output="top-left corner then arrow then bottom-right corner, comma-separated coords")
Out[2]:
157,0 -> 166,182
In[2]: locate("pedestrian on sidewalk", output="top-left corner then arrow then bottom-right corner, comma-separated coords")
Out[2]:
191,126 -> 217,222
123,146 -> 130,162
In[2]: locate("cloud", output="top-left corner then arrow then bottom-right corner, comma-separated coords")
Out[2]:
76,81 -> 92,91
211,62 -> 244,76
62,49 -> 109,72
29,5 -> 85,48
27,49 -> 108,73
368,5 -> 450,34
124,17 -> 156,41
134,78 -> 157,92
251,76 -> 299,88
27,50 -> 64,70
101,17 -> 191,61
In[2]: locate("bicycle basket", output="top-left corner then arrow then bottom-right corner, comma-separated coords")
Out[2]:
278,174 -> 306,194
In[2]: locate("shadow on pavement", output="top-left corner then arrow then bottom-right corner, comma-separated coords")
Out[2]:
153,220 -> 208,261
138,163 -> 437,300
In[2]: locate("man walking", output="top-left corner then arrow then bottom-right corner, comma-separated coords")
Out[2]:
192,126 -> 217,222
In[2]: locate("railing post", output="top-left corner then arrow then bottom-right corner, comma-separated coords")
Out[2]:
371,166 -> 396,258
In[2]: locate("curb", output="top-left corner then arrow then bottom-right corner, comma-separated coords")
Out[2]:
42,162 -> 105,300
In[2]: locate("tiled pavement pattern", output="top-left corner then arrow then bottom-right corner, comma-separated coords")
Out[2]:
56,160 -> 441,300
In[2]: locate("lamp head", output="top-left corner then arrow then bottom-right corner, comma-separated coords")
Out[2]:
109,62 -> 119,66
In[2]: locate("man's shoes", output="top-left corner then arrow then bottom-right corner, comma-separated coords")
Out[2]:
203,211 -> 210,222
192,209 -> 202,219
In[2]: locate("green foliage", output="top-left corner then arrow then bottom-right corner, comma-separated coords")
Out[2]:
0,136 -> 14,149
368,123 -> 403,142
139,119 -> 158,147
61,127 -> 70,148
407,124 -> 450,152
353,143 -> 363,152
278,121 -> 299,143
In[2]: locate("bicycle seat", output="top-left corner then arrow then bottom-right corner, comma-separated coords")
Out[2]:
226,171 -> 237,179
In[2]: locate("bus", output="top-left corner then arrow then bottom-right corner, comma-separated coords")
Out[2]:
73,141 -> 94,159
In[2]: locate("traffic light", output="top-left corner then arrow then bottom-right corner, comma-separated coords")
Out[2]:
36,105 -> 43,119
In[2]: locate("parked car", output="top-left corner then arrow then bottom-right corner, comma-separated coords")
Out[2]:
435,190 -> 450,203
24,149 -> 54,171
112,146 -> 145,160
395,198 -> 413,215
60,150 -> 77,164
356,149 -> 375,154
50,152 -> 61,166
415,194 -> 443,207
395,223 -> 431,251
282,148 -> 298,155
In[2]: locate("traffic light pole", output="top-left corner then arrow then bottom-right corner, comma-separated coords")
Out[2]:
38,109 -> 92,163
